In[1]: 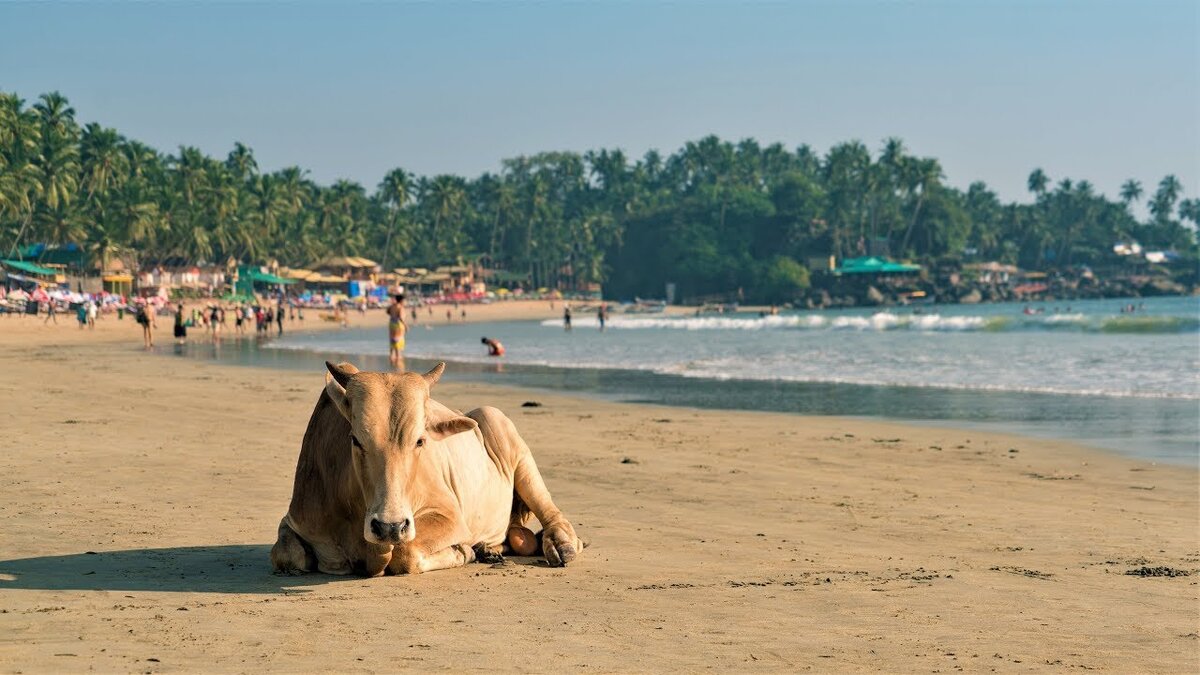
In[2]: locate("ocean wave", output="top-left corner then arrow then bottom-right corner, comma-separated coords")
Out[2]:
542,312 -> 1200,334
268,340 -> 1197,401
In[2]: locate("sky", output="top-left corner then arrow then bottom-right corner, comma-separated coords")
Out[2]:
2,0 -> 1197,207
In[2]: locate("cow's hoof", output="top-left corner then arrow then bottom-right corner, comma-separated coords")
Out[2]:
542,522 -> 581,567
273,566 -> 307,577
472,544 -> 506,565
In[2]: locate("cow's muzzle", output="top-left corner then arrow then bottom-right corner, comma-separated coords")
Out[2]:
368,517 -> 412,544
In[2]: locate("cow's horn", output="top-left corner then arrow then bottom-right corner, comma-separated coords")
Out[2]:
325,361 -> 359,386
422,362 -> 446,386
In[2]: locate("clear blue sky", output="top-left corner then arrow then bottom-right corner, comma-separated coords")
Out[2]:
3,1 -> 1197,206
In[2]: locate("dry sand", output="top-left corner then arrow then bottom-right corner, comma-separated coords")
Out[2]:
0,312 -> 1196,673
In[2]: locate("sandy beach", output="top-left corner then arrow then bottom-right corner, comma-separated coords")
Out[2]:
0,313 -> 1196,673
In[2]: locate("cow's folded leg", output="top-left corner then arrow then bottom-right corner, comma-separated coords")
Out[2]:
270,518 -> 317,575
512,453 -> 582,567
387,511 -> 475,574
391,543 -> 474,574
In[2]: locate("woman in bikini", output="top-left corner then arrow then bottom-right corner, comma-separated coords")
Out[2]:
388,292 -> 407,367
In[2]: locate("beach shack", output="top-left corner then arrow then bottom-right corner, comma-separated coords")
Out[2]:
826,256 -> 924,305
2,258 -> 61,283
963,261 -> 1020,285
235,265 -> 296,297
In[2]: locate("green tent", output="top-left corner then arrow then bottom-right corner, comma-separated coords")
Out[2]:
245,270 -> 296,285
834,256 -> 921,275
2,259 -> 58,276
235,266 -> 296,296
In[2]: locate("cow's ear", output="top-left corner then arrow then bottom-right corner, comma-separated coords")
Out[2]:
422,362 -> 446,387
324,371 -> 351,419
326,360 -> 359,386
426,415 -> 478,441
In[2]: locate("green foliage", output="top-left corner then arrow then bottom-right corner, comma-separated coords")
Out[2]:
0,90 -> 1196,301
755,256 -> 811,304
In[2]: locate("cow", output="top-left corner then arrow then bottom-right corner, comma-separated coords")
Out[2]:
270,360 -> 583,576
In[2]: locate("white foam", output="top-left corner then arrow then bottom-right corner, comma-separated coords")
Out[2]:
543,312 -> 989,332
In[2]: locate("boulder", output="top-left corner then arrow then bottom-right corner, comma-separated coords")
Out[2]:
959,288 -> 983,304
865,285 -> 887,306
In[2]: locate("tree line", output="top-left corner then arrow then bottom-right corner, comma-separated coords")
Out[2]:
2,90 -> 1196,303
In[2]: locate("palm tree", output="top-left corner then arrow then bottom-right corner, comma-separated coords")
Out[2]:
33,94 -> 80,199
1119,179 -> 1143,206
899,157 -> 942,255
225,142 -> 258,181
377,167 -> 412,270
80,124 -> 128,202
1,94 -> 43,256
426,174 -> 467,261
1027,168 -> 1049,198
1178,198 -> 1200,229
1150,175 -> 1183,223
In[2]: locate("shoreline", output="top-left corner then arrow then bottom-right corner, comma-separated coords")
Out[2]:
10,297 -> 1195,466
0,313 -> 1197,671
176,304 -> 1198,465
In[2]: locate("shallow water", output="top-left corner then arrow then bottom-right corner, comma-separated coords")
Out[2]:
178,296 -> 1200,465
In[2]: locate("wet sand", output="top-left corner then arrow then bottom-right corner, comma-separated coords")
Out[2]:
0,316 -> 1196,672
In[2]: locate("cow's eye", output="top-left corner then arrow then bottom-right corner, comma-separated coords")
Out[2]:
415,437 -> 426,448
350,435 -> 364,449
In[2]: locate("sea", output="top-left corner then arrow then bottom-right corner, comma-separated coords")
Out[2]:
181,296 -> 1200,465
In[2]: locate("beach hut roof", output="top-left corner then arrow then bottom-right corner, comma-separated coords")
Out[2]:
244,269 -> 297,285
320,255 -> 377,269
2,259 -> 58,276
281,268 -> 316,280
834,256 -> 922,275
964,261 -> 1020,273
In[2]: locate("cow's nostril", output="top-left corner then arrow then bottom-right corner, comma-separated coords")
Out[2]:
369,518 -> 388,540
398,518 -> 411,534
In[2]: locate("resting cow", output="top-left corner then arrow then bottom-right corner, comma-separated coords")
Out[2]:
270,361 -> 582,576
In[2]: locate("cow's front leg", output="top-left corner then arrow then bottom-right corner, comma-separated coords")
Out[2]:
513,453 -> 583,567
270,518 -> 316,575
387,511 -> 474,575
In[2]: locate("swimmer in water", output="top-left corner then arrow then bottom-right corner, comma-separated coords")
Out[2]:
481,336 -> 505,357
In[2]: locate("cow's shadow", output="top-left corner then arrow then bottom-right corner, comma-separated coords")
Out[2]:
0,546 -> 557,595
0,545 -> 357,595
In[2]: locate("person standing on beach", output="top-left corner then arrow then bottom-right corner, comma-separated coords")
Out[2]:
86,299 -> 97,329
276,300 -> 285,336
43,299 -> 58,324
387,292 -> 407,367
563,305 -> 572,331
174,302 -> 188,344
137,301 -> 156,349
210,304 -> 221,339
76,302 -> 87,329
597,303 -> 607,331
